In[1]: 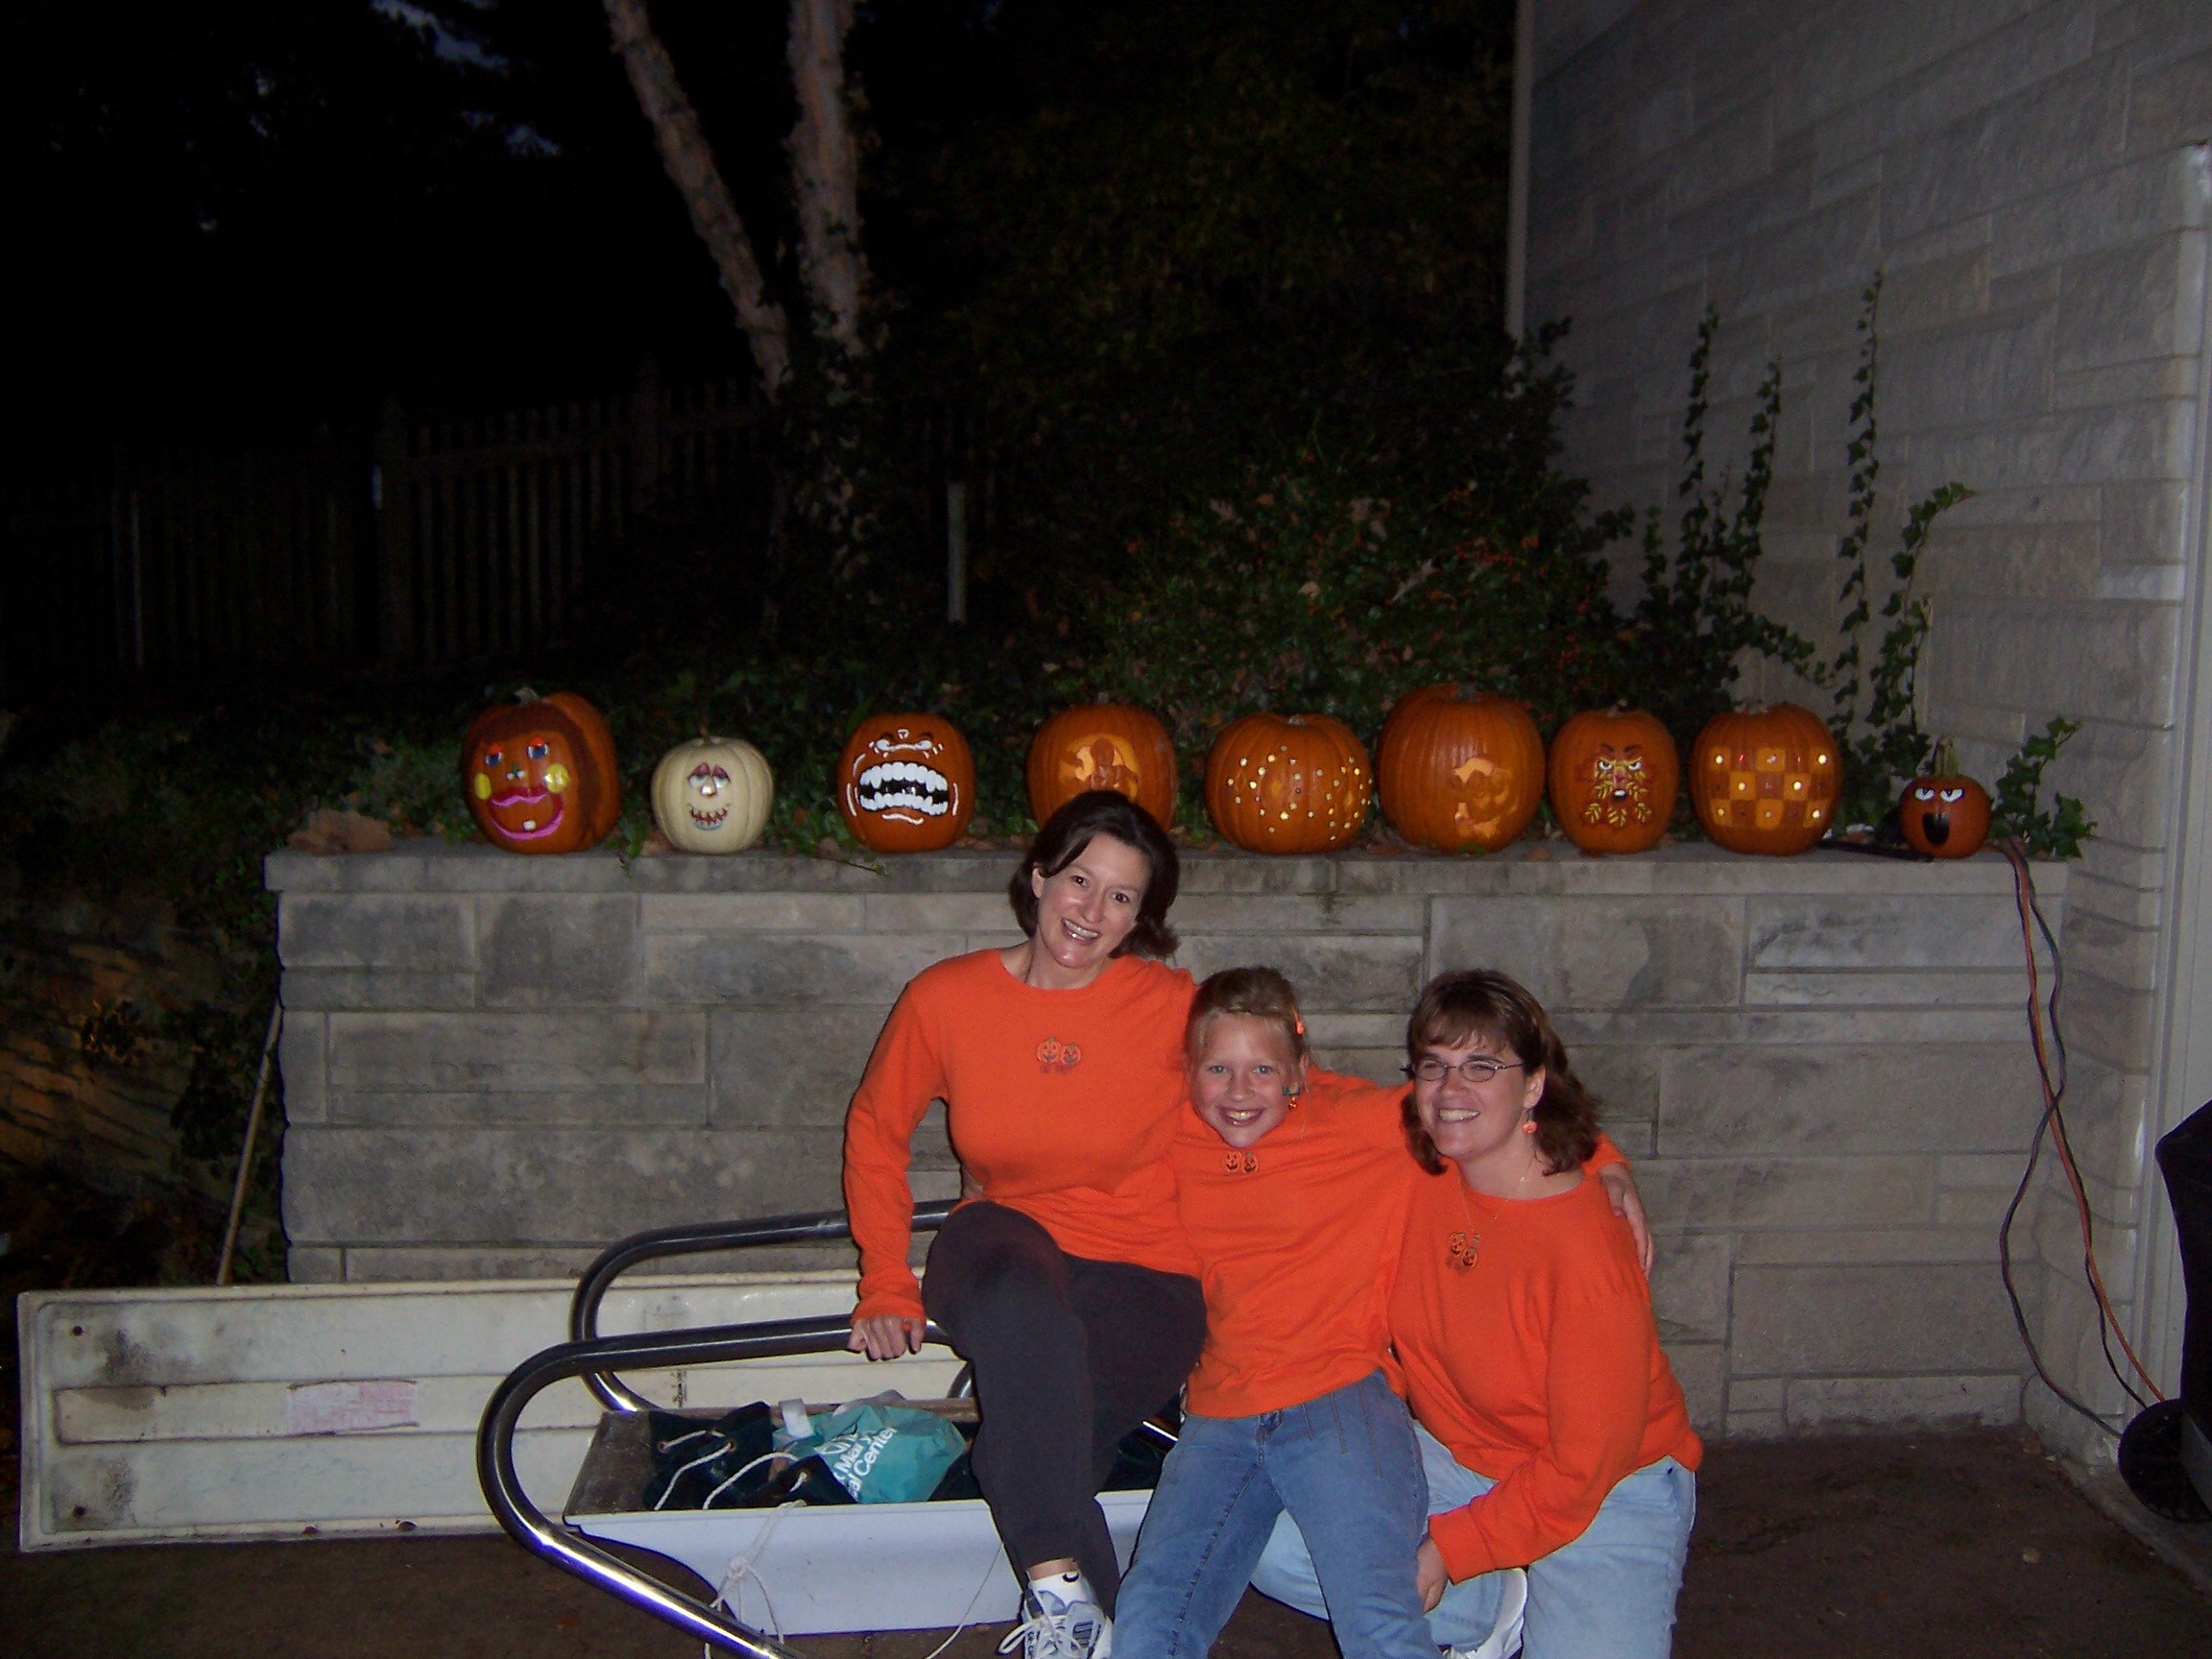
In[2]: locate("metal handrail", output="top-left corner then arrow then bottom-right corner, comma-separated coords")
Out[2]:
568,1200 -> 957,1412
476,1312 -> 952,1659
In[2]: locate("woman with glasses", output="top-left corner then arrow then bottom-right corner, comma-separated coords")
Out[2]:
1256,969 -> 1700,1659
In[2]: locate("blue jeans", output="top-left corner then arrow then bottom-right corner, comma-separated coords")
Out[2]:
1114,1370 -> 1436,1659
1253,1423 -> 1697,1659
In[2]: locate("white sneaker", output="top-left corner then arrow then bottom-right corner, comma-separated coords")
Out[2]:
998,1571 -> 1113,1659
1443,1566 -> 1527,1659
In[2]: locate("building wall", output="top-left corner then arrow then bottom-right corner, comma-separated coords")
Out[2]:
273,841 -> 2066,1441
1527,0 -> 2211,1444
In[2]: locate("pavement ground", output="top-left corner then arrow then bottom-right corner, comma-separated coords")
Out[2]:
4,1428 -> 2206,1659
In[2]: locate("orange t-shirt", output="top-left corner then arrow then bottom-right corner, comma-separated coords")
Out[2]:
1173,1071 -> 1633,1422
843,950 -> 1200,1322
1172,1070 -> 1412,1418
1391,1166 -> 1702,1580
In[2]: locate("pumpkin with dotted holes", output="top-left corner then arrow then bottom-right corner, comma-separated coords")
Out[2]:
1205,713 -> 1372,854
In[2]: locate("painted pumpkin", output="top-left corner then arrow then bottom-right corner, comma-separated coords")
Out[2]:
838,713 -> 976,852
1377,685 -> 1546,853
462,689 -> 620,854
1899,741 -> 1991,858
1548,707 -> 1680,855
651,735 -> 774,854
1026,704 -> 1177,829
1691,703 -> 1840,854
1205,712 -> 1372,854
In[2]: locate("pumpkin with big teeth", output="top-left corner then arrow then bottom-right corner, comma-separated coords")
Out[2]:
838,713 -> 976,852
651,735 -> 774,854
462,689 -> 621,854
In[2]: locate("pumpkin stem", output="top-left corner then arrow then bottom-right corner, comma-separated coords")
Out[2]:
515,686 -> 540,706
1930,734 -> 1960,777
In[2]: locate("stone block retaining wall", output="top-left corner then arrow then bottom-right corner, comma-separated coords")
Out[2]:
272,841 -> 2066,1439
1526,0 -> 2211,1441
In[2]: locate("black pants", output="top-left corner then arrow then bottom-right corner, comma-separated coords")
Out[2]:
923,1201 -> 1207,1612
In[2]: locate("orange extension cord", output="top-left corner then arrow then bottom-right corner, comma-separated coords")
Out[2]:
2001,839 -> 2164,1408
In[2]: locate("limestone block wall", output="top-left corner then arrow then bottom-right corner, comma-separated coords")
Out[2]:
271,841 -> 2066,1439
1527,0 -> 2210,1439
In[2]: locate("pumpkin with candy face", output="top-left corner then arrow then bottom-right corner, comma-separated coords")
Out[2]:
1691,702 -> 1839,855
651,735 -> 774,854
1898,741 -> 1991,858
1378,685 -> 1546,853
1205,712 -> 1371,854
838,714 -> 976,852
1026,704 -> 1177,829
463,690 -> 621,854
1548,707 -> 1679,855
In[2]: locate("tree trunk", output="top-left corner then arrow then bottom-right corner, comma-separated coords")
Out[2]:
601,0 -> 791,398
785,0 -> 869,357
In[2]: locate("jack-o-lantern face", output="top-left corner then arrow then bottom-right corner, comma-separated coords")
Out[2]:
1690,703 -> 1839,855
1547,708 -> 1679,855
462,691 -> 621,855
839,713 -> 977,853
1898,754 -> 1991,859
1026,705 -> 1178,828
473,730 -> 577,842
650,734 -> 774,854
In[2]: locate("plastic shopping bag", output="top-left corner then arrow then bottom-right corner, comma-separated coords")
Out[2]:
774,1392 -> 969,1503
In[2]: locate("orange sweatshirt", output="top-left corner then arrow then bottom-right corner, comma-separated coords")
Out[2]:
843,950 -> 1199,1322
1171,1070 -> 1412,1418
1391,1166 -> 1701,1580
1173,1070 -> 1631,1423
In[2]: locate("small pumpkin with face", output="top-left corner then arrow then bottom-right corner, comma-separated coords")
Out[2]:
1898,741 -> 1992,858
1027,704 -> 1177,829
1377,685 -> 1547,853
1205,712 -> 1372,854
651,735 -> 774,854
1691,702 -> 1839,854
462,689 -> 621,854
1548,706 -> 1679,854
838,713 -> 976,852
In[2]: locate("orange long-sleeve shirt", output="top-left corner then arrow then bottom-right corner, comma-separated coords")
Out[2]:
1391,1166 -> 1701,1580
1173,1070 -> 1632,1422
842,950 -> 1200,1322
1171,1070 -> 1412,1418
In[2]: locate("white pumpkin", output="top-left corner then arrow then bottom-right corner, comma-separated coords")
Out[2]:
650,735 -> 774,854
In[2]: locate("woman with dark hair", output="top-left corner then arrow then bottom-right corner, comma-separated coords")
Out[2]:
843,790 -> 1202,1659
1255,968 -> 1699,1659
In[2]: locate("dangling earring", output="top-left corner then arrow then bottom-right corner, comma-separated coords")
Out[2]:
1520,1116 -> 1537,1135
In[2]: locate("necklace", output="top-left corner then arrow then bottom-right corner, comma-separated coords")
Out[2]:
1447,1177 -> 1481,1271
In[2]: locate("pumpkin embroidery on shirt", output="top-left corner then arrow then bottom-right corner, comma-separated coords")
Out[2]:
1221,1148 -> 1260,1174
1035,1037 -> 1084,1073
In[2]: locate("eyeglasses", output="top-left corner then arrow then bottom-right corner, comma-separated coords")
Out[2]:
1402,1056 -> 1527,1086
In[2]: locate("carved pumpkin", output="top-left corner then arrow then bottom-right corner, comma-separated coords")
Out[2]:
1548,707 -> 1680,855
651,735 -> 774,854
462,689 -> 620,854
1377,685 -> 1546,853
838,713 -> 976,852
1691,703 -> 1840,854
1026,704 -> 1177,829
1899,740 -> 1991,858
1205,713 -> 1372,854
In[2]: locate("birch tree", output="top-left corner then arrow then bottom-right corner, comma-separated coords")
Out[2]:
786,0 -> 869,360
600,0 -> 792,398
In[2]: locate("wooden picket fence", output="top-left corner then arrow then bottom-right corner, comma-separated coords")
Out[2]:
0,370 -> 764,703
